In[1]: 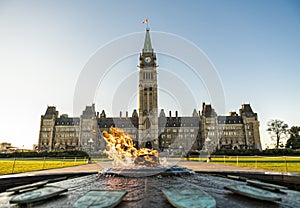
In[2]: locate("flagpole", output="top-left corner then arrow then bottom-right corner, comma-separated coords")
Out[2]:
147,17 -> 149,30
142,18 -> 149,30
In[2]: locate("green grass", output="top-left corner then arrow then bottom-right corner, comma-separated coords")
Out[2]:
2,156 -> 300,175
186,156 -> 300,173
0,158 -> 88,175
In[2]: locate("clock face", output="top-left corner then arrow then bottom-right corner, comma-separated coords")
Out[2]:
144,57 -> 151,63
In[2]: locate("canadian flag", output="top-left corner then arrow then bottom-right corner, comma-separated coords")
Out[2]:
142,18 -> 148,24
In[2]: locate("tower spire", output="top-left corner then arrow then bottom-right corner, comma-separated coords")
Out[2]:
143,28 -> 153,54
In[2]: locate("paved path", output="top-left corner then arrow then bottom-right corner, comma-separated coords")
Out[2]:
178,161 -> 270,173
1,160 -> 299,191
0,160 -> 273,179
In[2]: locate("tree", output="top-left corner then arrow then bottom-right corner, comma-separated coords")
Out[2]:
286,126 -> 300,149
267,119 -> 288,148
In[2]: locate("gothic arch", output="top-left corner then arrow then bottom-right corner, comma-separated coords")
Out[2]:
145,141 -> 152,149
145,118 -> 151,129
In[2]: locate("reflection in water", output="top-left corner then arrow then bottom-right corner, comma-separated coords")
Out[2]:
97,175 -> 278,208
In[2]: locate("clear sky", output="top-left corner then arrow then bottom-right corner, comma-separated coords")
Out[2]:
0,0 -> 299,149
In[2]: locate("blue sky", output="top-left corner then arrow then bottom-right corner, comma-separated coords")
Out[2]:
0,0 -> 299,149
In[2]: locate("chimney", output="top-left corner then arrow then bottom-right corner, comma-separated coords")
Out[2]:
169,111 -> 172,118
120,111 -> 122,118
175,111 -> 178,118
229,112 -> 237,116
126,111 -> 128,119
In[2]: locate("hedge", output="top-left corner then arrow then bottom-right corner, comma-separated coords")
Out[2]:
0,150 -> 89,158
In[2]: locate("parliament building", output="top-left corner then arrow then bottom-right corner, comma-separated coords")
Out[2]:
38,29 -> 262,154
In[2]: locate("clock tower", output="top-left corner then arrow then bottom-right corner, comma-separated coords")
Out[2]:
138,28 -> 158,149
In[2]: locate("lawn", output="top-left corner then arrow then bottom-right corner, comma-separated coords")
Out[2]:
1,156 -> 300,175
0,158 -> 88,175
186,156 -> 300,173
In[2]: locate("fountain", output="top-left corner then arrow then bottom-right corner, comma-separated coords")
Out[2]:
2,126 -> 300,207
100,127 -> 193,177
2,128 -> 300,207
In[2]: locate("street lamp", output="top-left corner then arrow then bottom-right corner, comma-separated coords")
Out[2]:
88,138 -> 94,155
205,137 -> 211,150
179,145 -> 183,157
205,137 -> 212,162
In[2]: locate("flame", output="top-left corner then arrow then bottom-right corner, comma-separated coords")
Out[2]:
103,127 -> 159,167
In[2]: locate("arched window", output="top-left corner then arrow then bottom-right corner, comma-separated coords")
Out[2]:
145,118 -> 151,129
145,141 -> 152,149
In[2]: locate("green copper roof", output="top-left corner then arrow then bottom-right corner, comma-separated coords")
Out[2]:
143,28 -> 153,54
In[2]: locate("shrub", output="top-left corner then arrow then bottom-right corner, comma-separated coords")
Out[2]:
0,150 -> 89,158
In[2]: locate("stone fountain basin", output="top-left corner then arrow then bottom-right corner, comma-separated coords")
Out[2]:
1,161 -> 300,207
2,173 -> 300,207
100,165 -> 194,177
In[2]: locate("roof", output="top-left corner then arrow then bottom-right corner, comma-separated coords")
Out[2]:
81,104 -> 96,119
143,28 -> 153,54
43,106 -> 58,119
159,117 -> 200,127
56,118 -> 80,126
202,103 -> 217,117
217,116 -> 243,124
53,116 -> 244,127
239,104 -> 257,117
97,117 -> 139,129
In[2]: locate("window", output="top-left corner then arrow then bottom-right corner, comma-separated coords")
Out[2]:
143,72 -> 153,80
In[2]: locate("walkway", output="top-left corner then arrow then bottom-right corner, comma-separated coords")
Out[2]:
0,160 -> 299,190
0,160 -> 292,179
0,161 -> 269,179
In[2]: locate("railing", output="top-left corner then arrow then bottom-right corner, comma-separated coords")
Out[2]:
185,155 -> 300,173
2,156 -> 299,174
0,157 -> 89,175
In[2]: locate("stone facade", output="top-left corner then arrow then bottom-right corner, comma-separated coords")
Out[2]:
38,29 -> 262,153
0,142 -> 12,153
138,28 -> 159,149
38,102 -> 261,153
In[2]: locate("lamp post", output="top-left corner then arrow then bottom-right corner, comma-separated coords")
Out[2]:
205,137 -> 212,162
88,138 -> 94,155
179,145 -> 183,157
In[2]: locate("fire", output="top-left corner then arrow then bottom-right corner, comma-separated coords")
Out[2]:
103,127 -> 159,167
